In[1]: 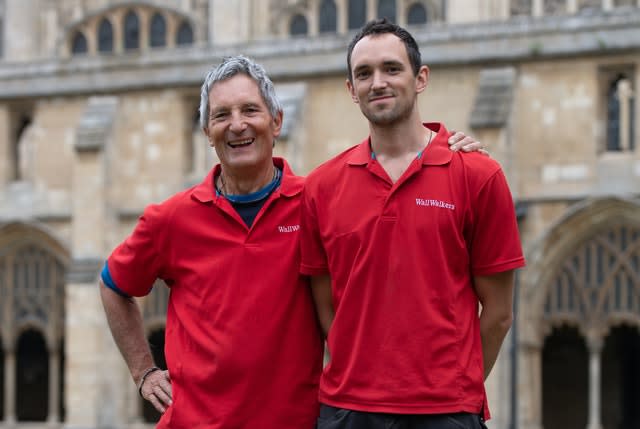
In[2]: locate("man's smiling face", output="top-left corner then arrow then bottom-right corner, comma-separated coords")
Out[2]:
204,73 -> 282,173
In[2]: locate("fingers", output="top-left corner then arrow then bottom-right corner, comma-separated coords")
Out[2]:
141,370 -> 173,413
448,135 -> 488,154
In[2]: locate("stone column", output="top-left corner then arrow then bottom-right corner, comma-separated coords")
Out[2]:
65,96 -> 121,428
4,349 -> 15,424
519,341 -> 544,429
532,0 -> 544,17
617,79 -> 633,151
3,0 -> 40,61
47,346 -> 60,423
586,337 -> 603,429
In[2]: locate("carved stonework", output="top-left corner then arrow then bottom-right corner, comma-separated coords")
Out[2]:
544,0 -> 567,14
544,224 -> 640,333
511,0 -> 533,16
578,0 -> 602,10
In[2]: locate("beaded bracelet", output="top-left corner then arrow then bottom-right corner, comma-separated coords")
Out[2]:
137,366 -> 161,398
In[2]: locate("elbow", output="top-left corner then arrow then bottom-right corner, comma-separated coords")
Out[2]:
497,311 -> 513,335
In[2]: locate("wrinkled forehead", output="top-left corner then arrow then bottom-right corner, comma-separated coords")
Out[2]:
208,74 -> 265,108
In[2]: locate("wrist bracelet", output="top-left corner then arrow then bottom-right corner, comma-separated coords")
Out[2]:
137,366 -> 161,398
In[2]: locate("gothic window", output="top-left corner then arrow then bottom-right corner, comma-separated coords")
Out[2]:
149,13 -> 167,48
377,0 -> 396,22
97,18 -> 114,53
606,74 -> 635,152
289,14 -> 308,36
16,330 -> 48,421
12,115 -> 32,182
544,225 -> 640,324
123,10 -> 140,50
407,2 -> 428,25
348,0 -> 367,30
319,0 -> 337,33
510,0 -> 533,16
71,31 -> 88,55
544,0 -> 566,15
176,21 -> 194,46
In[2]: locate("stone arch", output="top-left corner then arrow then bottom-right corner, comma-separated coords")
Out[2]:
520,197 -> 640,346
518,197 -> 640,429
0,221 -> 69,424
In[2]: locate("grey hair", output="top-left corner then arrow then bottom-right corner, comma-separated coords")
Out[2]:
199,55 -> 283,129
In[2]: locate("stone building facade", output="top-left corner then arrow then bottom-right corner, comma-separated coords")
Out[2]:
0,1 -> 638,428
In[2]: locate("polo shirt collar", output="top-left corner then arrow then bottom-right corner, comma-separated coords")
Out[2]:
346,122 -> 453,167
190,157 -> 301,203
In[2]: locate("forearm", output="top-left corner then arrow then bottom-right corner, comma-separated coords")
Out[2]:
310,274 -> 334,339
479,309 -> 512,380
474,270 -> 515,380
99,280 -> 154,384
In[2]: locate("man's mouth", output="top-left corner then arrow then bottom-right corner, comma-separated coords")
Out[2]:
227,138 -> 254,148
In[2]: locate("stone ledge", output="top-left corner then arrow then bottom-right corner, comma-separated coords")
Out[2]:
0,9 -> 639,98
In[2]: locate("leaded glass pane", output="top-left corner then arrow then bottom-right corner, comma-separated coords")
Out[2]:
176,21 -> 194,46
377,0 -> 396,22
150,13 -> 167,48
289,14 -> 308,36
123,11 -> 140,50
407,3 -> 428,24
348,0 -> 367,30
319,0 -> 337,33
97,18 -> 113,53
71,32 -> 87,55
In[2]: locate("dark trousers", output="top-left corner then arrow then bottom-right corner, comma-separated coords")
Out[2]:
317,405 -> 488,429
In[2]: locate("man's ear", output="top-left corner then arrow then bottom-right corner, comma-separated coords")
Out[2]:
415,65 -> 430,94
203,126 -> 214,147
272,110 -> 283,138
346,79 -> 359,104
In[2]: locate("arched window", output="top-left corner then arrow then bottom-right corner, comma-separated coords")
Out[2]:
123,10 -> 140,50
97,18 -> 113,53
176,21 -> 194,46
71,31 -> 88,55
149,13 -> 167,48
16,330 -> 49,421
319,0 -> 337,33
407,3 -> 428,25
377,0 -> 396,23
348,0 -> 367,30
289,14 -> 308,36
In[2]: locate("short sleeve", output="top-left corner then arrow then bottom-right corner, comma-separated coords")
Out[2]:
299,184 -> 329,276
106,204 -> 165,297
469,169 -> 526,276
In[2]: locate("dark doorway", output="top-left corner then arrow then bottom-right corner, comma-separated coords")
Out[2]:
16,329 -> 48,421
143,328 -> 167,423
542,326 -> 588,429
602,325 -> 640,429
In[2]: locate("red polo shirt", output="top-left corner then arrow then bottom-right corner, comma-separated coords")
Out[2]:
300,123 -> 525,418
107,158 -> 323,428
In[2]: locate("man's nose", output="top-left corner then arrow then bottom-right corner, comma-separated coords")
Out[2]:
371,70 -> 387,90
229,112 -> 247,133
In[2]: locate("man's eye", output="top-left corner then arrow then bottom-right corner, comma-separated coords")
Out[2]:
356,71 -> 370,79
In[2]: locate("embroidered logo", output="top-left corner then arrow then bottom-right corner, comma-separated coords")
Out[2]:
278,225 -> 300,233
415,198 -> 455,210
